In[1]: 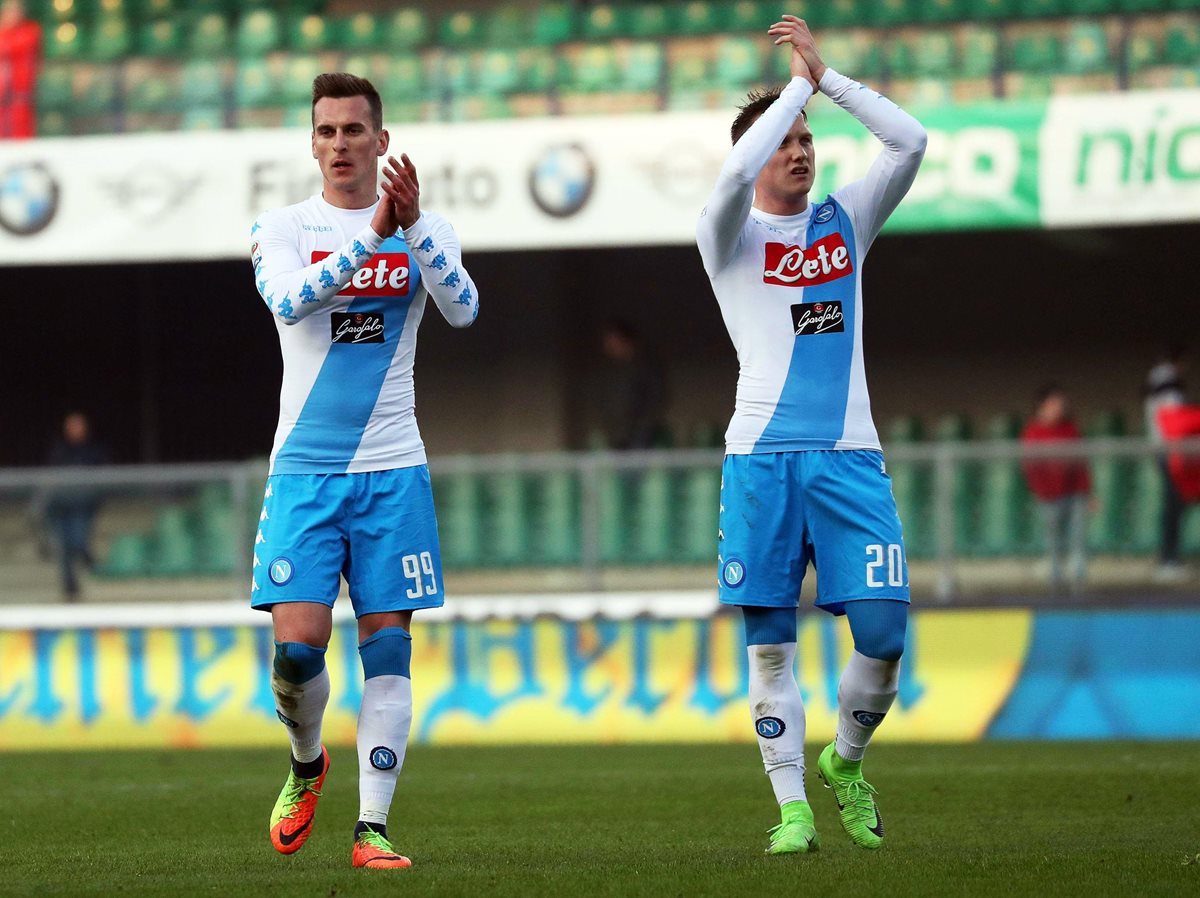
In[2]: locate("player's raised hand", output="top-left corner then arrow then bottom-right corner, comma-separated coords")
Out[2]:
768,15 -> 827,87
384,154 -> 421,230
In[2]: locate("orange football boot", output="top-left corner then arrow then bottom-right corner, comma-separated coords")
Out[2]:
269,746 -> 330,854
352,829 -> 413,869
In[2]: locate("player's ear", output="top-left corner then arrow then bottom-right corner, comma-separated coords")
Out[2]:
311,130 -> 318,160
377,128 -> 390,156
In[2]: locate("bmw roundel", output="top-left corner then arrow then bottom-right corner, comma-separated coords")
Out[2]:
268,556 -> 294,586
722,558 -> 747,589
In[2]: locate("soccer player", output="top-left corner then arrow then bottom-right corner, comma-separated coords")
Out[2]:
249,73 -> 479,870
696,17 -> 926,854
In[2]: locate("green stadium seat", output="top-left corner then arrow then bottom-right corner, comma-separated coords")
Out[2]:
631,468 -> 673,563
384,8 -> 430,51
1127,458 -> 1163,553
827,0 -> 868,28
482,472 -> 530,566
181,59 -> 225,107
714,36 -> 762,88
191,487 -> 236,575
44,0 -> 83,22
597,469 -> 629,564
289,14 -> 333,53
137,18 -> 180,56
38,109 -> 72,135
440,9 -> 483,47
383,56 -> 425,101
1072,0 -> 1119,12
569,44 -> 618,92
629,3 -> 676,38
1164,20 -> 1200,64
234,59 -> 279,108
281,54 -> 323,104
99,533 -> 151,578
934,414 -> 981,555
1010,31 -> 1062,73
1172,0 -> 1200,10
136,0 -> 177,18
917,31 -> 957,77
531,3 -> 575,45
820,31 -> 863,77
1118,0 -> 1168,10
581,3 -> 628,41
88,14 -> 130,62
679,467 -> 720,562
1182,506 -> 1200,555
886,37 -> 918,79
187,12 -> 229,57
38,64 -> 74,110
960,25 -> 1000,78
620,42 -> 664,92
670,53 -> 712,92
337,13 -> 378,52
874,0 -> 916,28
978,413 -> 1032,556
477,48 -> 521,94
679,1 -> 721,35
437,51 -> 475,95
531,471 -> 579,565
723,0 -> 771,32
237,8 -> 281,57
968,0 -> 1016,19
76,64 -> 117,114
1015,0 -> 1064,16
921,0 -> 964,22
44,21 -> 85,60
150,507 -> 196,576
485,5 -> 529,46
1063,21 -> 1111,74
182,106 -> 225,130
435,472 -> 483,567
517,47 -> 558,92
126,71 -> 177,113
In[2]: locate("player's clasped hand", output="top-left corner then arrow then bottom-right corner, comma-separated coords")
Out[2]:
767,15 -> 827,90
373,153 -> 421,237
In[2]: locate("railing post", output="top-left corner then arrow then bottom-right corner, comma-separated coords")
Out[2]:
934,444 -> 957,602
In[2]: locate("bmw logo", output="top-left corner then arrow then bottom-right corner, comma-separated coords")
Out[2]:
814,202 -> 835,224
268,556 -> 294,586
0,162 -> 60,236
722,558 -> 746,589
370,745 -> 397,770
756,716 -> 786,739
528,143 -> 595,218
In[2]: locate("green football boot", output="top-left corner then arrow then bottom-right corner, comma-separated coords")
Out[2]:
765,799 -> 820,855
816,742 -> 884,849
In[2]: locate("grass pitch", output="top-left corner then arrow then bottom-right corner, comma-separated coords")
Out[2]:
4,742 -> 1198,897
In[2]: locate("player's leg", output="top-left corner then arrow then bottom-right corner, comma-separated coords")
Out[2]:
252,473 -> 347,854
350,610 -> 415,869
744,606 -> 819,854
718,453 -> 813,854
346,466 -> 445,870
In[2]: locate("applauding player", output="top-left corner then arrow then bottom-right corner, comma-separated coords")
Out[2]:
697,18 -> 926,853
249,73 -> 478,870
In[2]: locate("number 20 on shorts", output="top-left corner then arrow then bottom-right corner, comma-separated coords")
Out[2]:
865,543 -> 906,588
402,551 -> 439,599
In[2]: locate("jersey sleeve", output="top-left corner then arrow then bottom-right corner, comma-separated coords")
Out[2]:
822,68 -> 927,250
403,212 -> 479,328
250,210 -> 385,325
696,76 -> 815,277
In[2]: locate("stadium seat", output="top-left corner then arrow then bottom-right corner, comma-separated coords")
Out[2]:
629,3 -> 676,38
150,507 -> 197,576
1127,458 -> 1163,553
531,3 -> 575,45
37,64 -> 74,110
921,0 -> 964,22
1118,0 -> 1169,10
960,24 -> 1000,78
43,21 -> 85,60
516,47 -> 558,92
76,63 -> 118,115
678,1 -> 721,35
237,8 -> 282,57
289,14 -> 332,53
99,533 -> 151,578
234,59 -> 279,109
181,59 -> 226,108
826,0 -> 867,28
476,48 -> 521,94
1063,21 -> 1111,74
482,472 -> 531,566
1015,0 -> 1065,16
620,42 -> 664,92
1125,29 -> 1162,72
437,50 -> 476,96
820,31 -> 864,78
384,8 -> 430,51
723,0 -> 771,32
486,5 -> 529,46
1010,31 -> 1063,73
935,414 -> 981,554
436,472 -> 483,567
38,109 -> 72,136
714,35 -> 763,88
670,53 -> 712,92
531,470 -> 579,564
568,44 -> 619,92
875,0 -> 916,28
137,18 -> 181,56
135,0 -> 177,15
1071,0 -> 1119,12
125,70 -> 178,113
979,413 -> 1032,556
187,12 -> 230,57
631,468 -> 673,562
967,0 -> 1016,19
597,469 -> 629,563
440,9 -> 483,48
182,106 -> 225,130
1164,19 -> 1200,64
192,485 -> 236,575
281,54 -> 324,104
88,14 -> 130,62
582,4 -> 629,41
678,467 -> 720,562
338,13 -> 378,51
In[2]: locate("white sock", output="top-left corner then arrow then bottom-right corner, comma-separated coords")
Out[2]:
272,667 -> 330,764
835,650 -> 900,762
748,642 -> 807,805
357,674 -> 413,825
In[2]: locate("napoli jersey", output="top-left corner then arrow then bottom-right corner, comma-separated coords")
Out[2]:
251,195 -> 478,474
697,71 -> 926,456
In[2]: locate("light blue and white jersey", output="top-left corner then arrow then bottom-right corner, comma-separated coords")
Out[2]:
697,71 -> 926,455
251,194 -> 478,475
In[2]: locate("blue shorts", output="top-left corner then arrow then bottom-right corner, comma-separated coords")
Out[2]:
717,450 -> 910,614
251,466 -> 445,617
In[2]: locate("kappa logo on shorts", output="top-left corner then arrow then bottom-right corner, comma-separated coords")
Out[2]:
268,556 -> 294,586
814,202 -> 836,224
852,710 -> 887,727
756,716 -> 786,739
370,746 -> 398,770
722,558 -> 747,588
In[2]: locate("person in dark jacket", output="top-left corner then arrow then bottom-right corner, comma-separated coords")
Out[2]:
45,412 -> 109,600
1021,385 -> 1091,594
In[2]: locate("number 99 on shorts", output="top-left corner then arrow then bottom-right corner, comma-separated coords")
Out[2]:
402,551 -> 439,599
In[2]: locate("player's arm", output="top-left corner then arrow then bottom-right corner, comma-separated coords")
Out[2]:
405,213 -> 478,328
251,212 -> 385,325
696,59 -> 815,276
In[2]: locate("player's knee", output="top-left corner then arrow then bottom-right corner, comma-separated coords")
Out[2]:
359,626 -> 413,680
272,641 -> 327,685
855,629 -> 905,663
749,643 -> 793,687
742,606 -> 798,647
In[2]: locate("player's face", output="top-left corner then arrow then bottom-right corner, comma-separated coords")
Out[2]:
756,115 -> 815,209
311,96 -> 389,198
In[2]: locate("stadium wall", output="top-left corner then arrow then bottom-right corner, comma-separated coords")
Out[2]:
1,599 -> 1196,749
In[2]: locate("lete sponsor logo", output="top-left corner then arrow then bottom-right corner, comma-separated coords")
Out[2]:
311,251 -> 410,295
763,234 -> 853,287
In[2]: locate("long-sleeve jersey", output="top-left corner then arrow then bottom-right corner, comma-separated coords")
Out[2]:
251,194 -> 478,475
697,69 -> 927,455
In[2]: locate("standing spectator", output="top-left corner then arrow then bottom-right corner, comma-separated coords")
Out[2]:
1021,385 -> 1091,595
1144,344 -> 1188,582
45,411 -> 109,601
0,0 -> 42,139
595,319 -> 668,449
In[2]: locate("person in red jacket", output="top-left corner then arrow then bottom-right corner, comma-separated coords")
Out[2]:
1021,384 -> 1092,594
0,0 -> 41,139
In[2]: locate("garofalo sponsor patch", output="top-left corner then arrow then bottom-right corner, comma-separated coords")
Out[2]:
791,301 -> 845,336
331,311 -> 385,344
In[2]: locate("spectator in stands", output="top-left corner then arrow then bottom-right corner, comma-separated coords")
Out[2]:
45,412 -> 109,600
0,0 -> 41,139
1144,344 -> 1189,582
596,319 -> 668,450
1021,384 -> 1091,595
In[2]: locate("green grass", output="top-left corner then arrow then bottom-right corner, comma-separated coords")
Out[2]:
4,742 -> 1199,896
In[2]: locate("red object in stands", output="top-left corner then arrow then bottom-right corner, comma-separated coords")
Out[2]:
0,17 -> 42,138
1158,405 -> 1200,502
